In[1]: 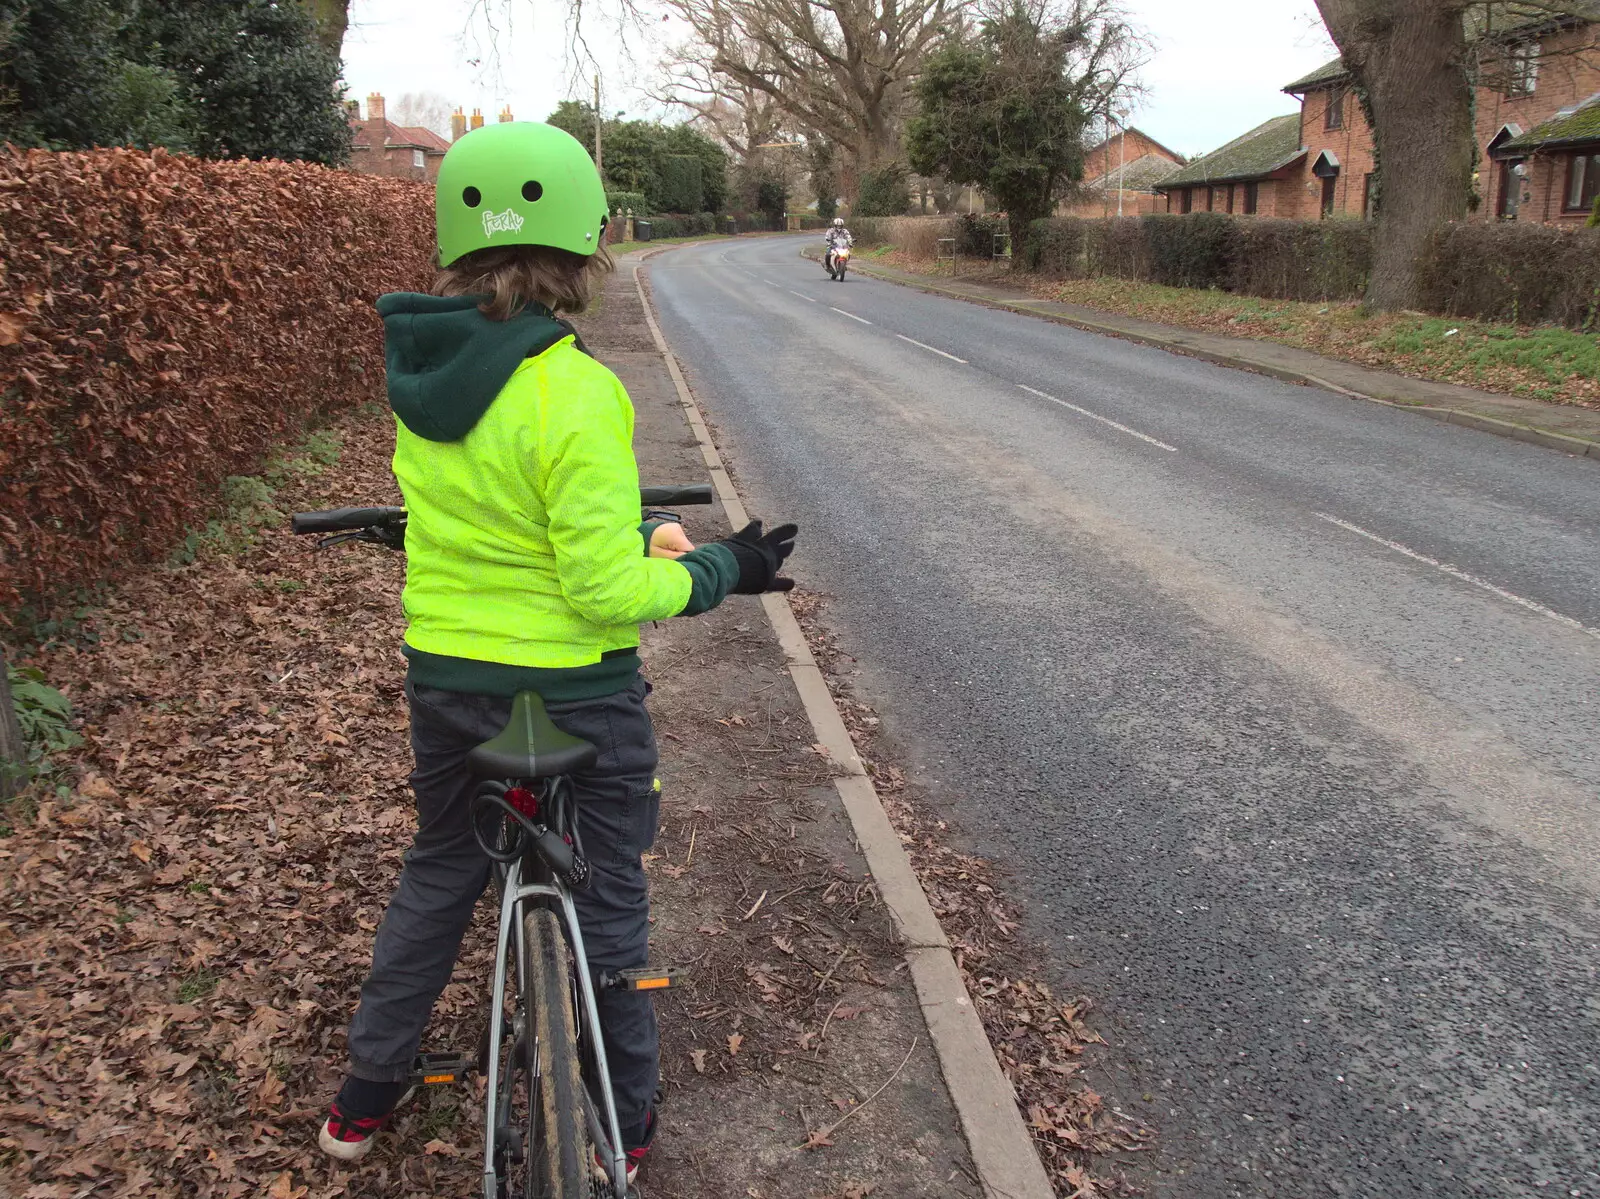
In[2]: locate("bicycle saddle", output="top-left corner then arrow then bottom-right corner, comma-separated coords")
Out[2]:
467,691 -> 598,781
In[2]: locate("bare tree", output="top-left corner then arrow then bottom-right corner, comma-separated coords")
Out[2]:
391,91 -> 458,137
1314,0 -> 1597,311
651,32 -> 790,161
662,0 -> 974,180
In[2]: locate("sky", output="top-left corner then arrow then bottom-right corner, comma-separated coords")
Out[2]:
341,0 -> 1339,159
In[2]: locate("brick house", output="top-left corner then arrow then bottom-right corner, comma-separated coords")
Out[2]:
1061,127 -> 1185,217
347,92 -> 460,181
1153,114 -> 1309,217
1280,4 -> 1600,223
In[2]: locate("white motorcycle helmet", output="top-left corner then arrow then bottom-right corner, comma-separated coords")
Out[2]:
833,217 -> 845,227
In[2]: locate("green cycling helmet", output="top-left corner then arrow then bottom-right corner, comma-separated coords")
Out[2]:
435,121 -> 608,266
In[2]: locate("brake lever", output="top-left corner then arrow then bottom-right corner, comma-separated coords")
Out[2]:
314,530 -> 368,550
314,526 -> 405,551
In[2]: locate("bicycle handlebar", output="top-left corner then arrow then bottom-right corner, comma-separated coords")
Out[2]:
638,484 -> 714,507
290,506 -> 406,535
291,486 -> 713,539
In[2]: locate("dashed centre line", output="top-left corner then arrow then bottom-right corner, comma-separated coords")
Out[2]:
830,306 -> 873,325
1315,514 -> 1600,638
895,334 -> 967,364
787,290 -> 818,303
1016,384 -> 1178,452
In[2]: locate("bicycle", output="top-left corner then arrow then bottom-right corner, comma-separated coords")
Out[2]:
292,484 -> 713,1199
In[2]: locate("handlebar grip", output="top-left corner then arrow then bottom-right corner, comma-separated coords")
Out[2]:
291,506 -> 406,535
639,484 -> 714,507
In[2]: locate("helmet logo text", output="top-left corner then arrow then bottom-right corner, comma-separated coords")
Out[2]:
482,207 -> 526,238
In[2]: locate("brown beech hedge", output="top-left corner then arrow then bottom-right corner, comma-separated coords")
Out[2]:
0,146 -> 434,627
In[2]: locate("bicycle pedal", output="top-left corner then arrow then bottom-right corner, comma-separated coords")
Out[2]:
601,966 -> 681,992
407,1052 -> 475,1086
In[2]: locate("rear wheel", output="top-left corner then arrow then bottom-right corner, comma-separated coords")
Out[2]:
523,907 -> 590,1198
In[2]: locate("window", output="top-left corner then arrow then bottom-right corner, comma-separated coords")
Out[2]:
413,149 -> 425,169
1243,181 -> 1259,215
1205,186 -> 1216,211
1507,41 -> 1540,96
1568,152 -> 1600,212
1180,188 -> 1193,214
1325,86 -> 1345,131
1226,183 -> 1236,214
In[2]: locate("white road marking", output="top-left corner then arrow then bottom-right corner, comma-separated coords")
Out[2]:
1315,514 -> 1600,639
895,333 -> 968,364
1016,384 -> 1178,452
762,278 -> 782,287
830,306 -> 873,325
787,290 -> 818,303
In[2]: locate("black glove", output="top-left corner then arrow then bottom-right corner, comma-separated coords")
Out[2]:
718,520 -> 798,594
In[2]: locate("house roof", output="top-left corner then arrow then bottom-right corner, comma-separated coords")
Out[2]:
1284,3 -> 1598,92
350,118 -> 448,154
1500,91 -> 1600,151
1083,127 -> 1186,166
1084,153 -> 1185,193
1283,58 -> 1349,94
1155,115 -> 1306,189
1468,0 -> 1599,42
401,125 -> 452,152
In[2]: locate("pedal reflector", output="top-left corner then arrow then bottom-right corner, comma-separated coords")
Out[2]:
607,966 -> 681,991
408,1052 -> 474,1087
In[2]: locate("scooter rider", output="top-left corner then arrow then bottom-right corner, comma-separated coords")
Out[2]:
823,216 -> 853,272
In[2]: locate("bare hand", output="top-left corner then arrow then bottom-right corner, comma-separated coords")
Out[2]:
649,522 -> 696,559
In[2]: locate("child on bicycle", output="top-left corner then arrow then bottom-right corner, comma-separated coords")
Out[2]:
318,121 -> 798,1183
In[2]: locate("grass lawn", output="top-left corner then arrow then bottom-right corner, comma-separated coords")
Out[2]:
873,250 -> 1600,409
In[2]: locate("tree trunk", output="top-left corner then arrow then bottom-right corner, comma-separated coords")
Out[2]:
304,0 -> 349,59
1314,0 -> 1475,311
0,649 -> 25,801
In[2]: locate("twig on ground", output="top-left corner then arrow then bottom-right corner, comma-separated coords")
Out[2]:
797,1036 -> 918,1150
741,890 -> 768,921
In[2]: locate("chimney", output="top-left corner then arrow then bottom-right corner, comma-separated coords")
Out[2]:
471,108 -> 485,131
499,105 -> 514,123
451,107 -> 467,141
366,92 -> 387,148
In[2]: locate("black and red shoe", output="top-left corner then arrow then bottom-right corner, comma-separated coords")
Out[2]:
318,1100 -> 393,1162
317,1080 -> 414,1163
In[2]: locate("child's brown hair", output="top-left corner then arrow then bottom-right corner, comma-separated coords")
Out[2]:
433,242 -> 615,320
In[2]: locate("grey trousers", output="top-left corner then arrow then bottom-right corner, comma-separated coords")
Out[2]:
346,675 -> 662,1137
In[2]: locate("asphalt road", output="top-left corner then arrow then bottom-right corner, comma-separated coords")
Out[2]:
645,236 -> 1600,1199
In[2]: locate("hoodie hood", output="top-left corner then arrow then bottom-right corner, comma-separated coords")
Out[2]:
377,293 -> 573,442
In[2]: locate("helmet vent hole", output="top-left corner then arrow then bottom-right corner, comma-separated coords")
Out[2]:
600,215 -> 609,230
522,180 -> 543,202
462,186 -> 482,207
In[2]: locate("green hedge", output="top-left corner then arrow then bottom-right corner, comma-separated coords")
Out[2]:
607,189 -> 648,215
640,212 -> 720,239
658,155 -> 704,214
1418,221 -> 1600,328
1016,213 -> 1599,326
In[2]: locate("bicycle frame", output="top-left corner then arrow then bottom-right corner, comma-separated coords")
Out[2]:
482,849 -> 629,1199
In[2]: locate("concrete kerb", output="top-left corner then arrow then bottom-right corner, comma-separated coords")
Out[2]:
812,249 -> 1599,464
629,252 -> 1057,1199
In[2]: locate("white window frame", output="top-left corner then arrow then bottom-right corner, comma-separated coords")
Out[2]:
1508,41 -> 1540,96
413,149 -> 426,169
